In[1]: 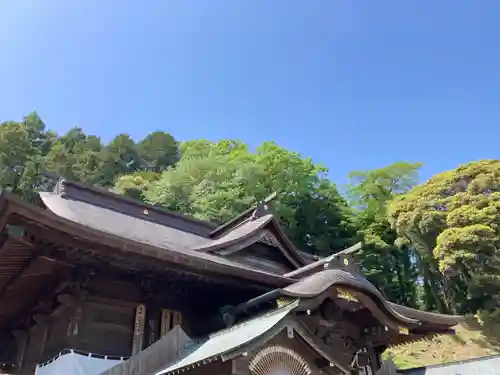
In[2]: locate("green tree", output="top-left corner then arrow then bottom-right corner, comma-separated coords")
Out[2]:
99,134 -> 141,186
112,171 -> 161,200
44,127 -> 104,185
347,162 -> 422,307
0,122 -> 35,192
137,131 -> 179,172
22,112 -> 55,154
0,115 -> 54,200
388,160 -> 500,317
144,140 -> 355,255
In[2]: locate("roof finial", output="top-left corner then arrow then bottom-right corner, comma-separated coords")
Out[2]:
250,192 -> 277,220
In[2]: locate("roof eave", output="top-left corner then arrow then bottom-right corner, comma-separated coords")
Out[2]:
3,192 -> 294,288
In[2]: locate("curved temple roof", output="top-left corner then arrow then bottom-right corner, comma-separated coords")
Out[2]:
280,268 -> 463,332
47,179 -> 308,269
0,179 -> 463,340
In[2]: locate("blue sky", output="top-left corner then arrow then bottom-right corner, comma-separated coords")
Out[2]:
0,1 -> 499,185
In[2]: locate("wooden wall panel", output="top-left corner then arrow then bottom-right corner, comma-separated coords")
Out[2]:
75,299 -> 135,357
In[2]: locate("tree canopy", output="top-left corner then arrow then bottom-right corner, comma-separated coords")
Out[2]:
388,160 -> 500,320
346,162 -> 422,306
1,111 -> 500,326
144,140 -> 355,255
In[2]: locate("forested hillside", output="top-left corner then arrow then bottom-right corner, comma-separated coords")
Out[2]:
2,112 -> 500,359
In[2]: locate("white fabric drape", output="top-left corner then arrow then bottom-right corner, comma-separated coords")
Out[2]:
35,351 -> 123,375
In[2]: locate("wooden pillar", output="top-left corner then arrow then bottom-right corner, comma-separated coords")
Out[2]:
59,294 -> 85,348
132,304 -> 147,355
22,316 -> 49,374
13,330 -> 28,370
33,315 -> 50,360
371,346 -> 384,373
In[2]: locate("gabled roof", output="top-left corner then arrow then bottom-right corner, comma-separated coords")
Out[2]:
196,213 -> 307,268
280,268 -> 463,330
46,180 -> 310,270
53,179 -> 216,236
209,192 -> 277,238
203,192 -> 308,268
0,188 -> 295,288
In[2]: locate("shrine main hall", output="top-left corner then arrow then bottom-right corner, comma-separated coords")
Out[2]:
0,179 -> 462,375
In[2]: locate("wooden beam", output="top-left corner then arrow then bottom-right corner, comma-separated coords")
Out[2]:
25,222 -> 268,291
0,200 -> 11,235
9,201 -> 289,289
39,256 -> 74,268
0,240 -> 36,301
0,257 -> 62,321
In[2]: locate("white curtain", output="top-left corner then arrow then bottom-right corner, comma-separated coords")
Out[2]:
35,351 -> 123,375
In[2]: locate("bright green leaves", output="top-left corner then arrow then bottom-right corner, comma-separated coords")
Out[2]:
346,162 -> 422,307
389,159 -> 500,317
145,139 -> 354,255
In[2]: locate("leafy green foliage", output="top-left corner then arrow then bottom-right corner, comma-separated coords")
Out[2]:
137,131 -> 179,172
44,127 -> 104,185
112,171 -> 161,201
389,160 -> 500,316
146,140 -> 355,255
0,113 -> 180,200
2,111 -> 500,333
346,162 -> 422,306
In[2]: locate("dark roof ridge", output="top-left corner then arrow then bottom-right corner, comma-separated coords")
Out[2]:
54,178 -> 216,236
210,192 -> 277,238
280,268 -> 464,329
199,213 -> 309,268
194,214 -> 274,253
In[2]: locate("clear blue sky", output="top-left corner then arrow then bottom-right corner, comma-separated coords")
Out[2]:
0,1 -> 499,185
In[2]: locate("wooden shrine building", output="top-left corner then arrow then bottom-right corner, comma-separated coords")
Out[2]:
0,179 -> 462,375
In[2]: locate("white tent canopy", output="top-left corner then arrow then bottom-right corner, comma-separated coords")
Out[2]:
35,350 -> 123,375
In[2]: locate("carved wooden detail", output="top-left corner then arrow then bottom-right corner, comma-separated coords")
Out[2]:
259,233 -> 276,247
299,299 -> 388,373
249,346 -> 312,375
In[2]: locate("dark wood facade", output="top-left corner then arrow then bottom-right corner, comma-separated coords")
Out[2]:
0,180 -> 463,375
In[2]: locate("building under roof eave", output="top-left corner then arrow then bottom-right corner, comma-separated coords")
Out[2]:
0,180 -> 463,335
0,179 -> 464,375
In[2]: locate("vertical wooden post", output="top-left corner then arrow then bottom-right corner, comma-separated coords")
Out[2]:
371,347 -> 383,373
13,330 -> 28,370
173,311 -> 182,327
146,307 -> 160,347
160,309 -> 171,337
33,315 -> 50,361
132,304 -> 146,355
